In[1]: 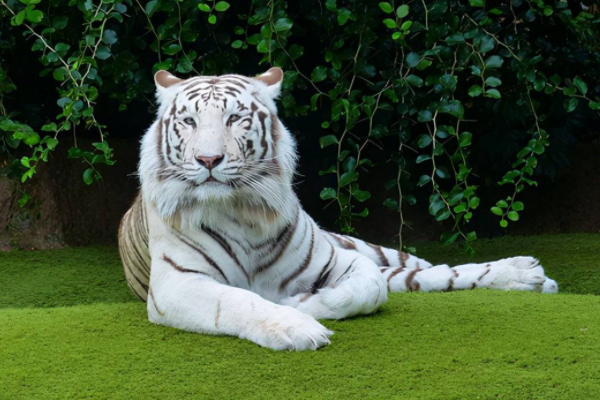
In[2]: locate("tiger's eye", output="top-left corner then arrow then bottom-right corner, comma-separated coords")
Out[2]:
183,117 -> 196,127
228,114 -> 241,124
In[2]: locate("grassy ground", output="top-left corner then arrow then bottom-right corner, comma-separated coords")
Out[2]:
1,233 -> 599,399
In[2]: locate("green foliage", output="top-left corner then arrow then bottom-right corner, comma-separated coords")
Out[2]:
0,0 -> 599,248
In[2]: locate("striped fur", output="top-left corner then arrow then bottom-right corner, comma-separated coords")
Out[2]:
118,69 -> 557,351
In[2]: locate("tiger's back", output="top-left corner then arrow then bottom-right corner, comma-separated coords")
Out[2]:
118,194 -> 151,301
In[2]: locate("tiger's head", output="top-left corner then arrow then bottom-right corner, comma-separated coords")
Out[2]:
140,68 -> 298,226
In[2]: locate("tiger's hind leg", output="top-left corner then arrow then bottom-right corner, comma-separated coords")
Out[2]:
280,248 -> 388,320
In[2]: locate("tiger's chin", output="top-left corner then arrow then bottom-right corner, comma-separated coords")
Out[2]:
192,181 -> 236,202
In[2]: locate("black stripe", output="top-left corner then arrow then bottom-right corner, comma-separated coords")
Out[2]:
203,226 -> 250,284
310,246 -> 336,294
335,258 -> 359,283
279,221 -> 316,292
172,230 -> 230,284
253,208 -> 301,275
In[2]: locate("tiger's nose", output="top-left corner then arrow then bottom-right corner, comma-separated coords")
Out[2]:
195,154 -> 224,170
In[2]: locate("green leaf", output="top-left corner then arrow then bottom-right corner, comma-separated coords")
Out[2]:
485,55 -> 504,69
319,135 -> 338,148
83,168 -> 94,185
417,134 -> 432,148
396,4 -> 409,18
564,98 -> 578,113
400,20 -> 412,31
383,18 -> 397,29
384,198 -> 399,210
162,44 -> 181,55
311,66 -> 327,82
485,89 -> 501,99
52,67 -> 66,81
436,166 -> 450,179
14,10 -> 26,25
440,75 -> 457,92
339,171 -> 358,187
507,211 -> 519,221
468,85 -> 482,97
418,110 -> 432,122
573,77 -> 588,96
436,211 -> 451,221
342,156 -> 356,172
497,200 -> 509,208
418,175 -> 431,186
353,189 -> 371,202
45,137 -> 58,150
55,43 -> 70,57
102,30 -> 118,45
459,132 -> 472,147
208,14 -> 217,24
26,8 -> 43,23
320,188 -> 337,200
445,34 -> 464,46
274,18 -> 293,32
336,9 -> 352,25
405,74 -> 423,87
589,101 -> 600,110
41,123 -> 57,132
405,52 -> 420,68
214,1 -> 230,12
441,232 -> 459,245
512,201 -> 525,211
439,100 -> 464,118
146,0 -> 159,16
453,204 -> 466,214
231,40 -> 243,49
353,208 -> 369,218
319,166 -> 337,176
500,220 -> 508,228
416,154 -> 431,164
491,207 -> 503,216
469,197 -> 480,209
416,59 -> 432,70
469,0 -> 484,7
379,2 -> 393,13
57,97 -> 72,108
485,77 -> 502,87
198,3 -> 211,12
96,46 -> 111,60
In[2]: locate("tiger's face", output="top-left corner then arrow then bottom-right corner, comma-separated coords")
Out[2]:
144,68 -> 297,217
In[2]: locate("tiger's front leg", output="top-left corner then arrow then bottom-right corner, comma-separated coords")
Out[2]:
280,249 -> 388,320
148,251 -> 333,351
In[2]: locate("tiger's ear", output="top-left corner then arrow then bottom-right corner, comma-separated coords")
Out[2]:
254,67 -> 284,99
155,70 -> 183,89
154,70 -> 183,107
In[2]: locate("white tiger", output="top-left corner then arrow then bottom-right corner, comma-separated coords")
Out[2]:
119,68 -> 558,351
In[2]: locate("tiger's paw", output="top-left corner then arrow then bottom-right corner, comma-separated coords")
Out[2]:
242,305 -> 333,351
485,256 -> 557,292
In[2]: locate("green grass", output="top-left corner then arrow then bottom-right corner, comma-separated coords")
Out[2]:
1,234 -> 599,399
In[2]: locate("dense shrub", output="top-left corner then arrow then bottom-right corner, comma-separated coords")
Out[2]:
0,0 -> 599,249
